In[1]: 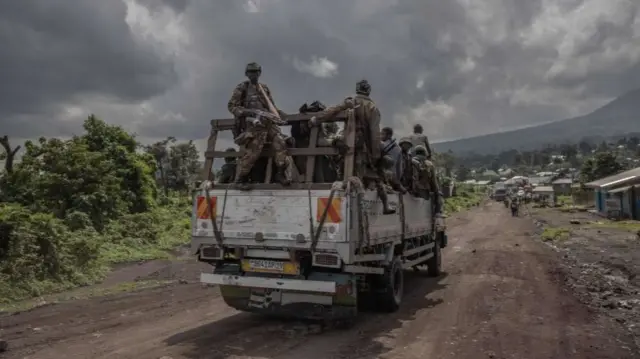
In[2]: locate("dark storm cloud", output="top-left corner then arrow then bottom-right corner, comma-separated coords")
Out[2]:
1,0 -> 639,143
0,0 -> 177,137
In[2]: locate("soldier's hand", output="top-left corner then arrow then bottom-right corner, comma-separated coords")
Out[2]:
250,118 -> 264,127
344,98 -> 355,109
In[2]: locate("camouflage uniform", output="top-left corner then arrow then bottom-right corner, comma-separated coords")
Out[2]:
315,80 -> 395,214
414,145 -> 442,214
380,155 -> 407,194
398,137 -> 418,194
227,63 -> 290,188
218,148 -> 237,184
408,124 -> 433,159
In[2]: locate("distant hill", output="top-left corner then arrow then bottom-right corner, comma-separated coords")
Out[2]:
434,89 -> 640,155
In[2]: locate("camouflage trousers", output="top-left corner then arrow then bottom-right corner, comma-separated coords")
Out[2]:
237,126 -> 288,178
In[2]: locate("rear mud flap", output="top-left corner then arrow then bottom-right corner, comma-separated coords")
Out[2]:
439,232 -> 448,248
219,272 -> 357,320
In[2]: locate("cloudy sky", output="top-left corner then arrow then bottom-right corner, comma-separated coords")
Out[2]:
1,0 -> 639,153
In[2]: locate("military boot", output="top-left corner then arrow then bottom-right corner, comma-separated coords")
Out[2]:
377,185 -> 396,215
233,174 -> 252,191
275,167 -> 291,186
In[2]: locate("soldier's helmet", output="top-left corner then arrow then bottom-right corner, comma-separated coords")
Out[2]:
224,147 -> 236,163
414,145 -> 427,156
381,155 -> 394,168
323,121 -> 338,134
413,124 -> 423,133
399,137 -> 412,147
355,79 -> 371,95
245,62 -> 262,74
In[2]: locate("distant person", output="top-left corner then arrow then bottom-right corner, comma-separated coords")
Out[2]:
408,124 -> 433,159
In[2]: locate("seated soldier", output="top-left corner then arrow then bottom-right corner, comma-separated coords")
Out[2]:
218,148 -> 237,184
380,155 -> 407,194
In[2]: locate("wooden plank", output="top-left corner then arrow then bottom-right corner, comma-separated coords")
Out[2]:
205,147 -> 339,158
201,128 -> 218,181
305,126 -> 319,183
211,112 -> 349,131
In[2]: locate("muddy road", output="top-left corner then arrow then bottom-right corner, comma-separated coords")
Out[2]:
1,201 -> 637,359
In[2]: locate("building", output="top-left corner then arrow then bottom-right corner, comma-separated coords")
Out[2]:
529,176 -> 552,186
584,167 -> 640,219
551,178 -> 573,195
532,186 -> 555,206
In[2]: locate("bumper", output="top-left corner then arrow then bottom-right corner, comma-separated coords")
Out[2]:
200,273 -> 337,294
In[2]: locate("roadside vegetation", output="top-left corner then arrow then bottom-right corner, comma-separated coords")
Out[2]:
444,184 -> 485,214
0,116 -> 198,304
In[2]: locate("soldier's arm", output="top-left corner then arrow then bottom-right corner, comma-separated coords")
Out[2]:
227,83 -> 246,117
423,135 -> 434,158
369,107 -> 382,161
318,99 -> 350,120
262,85 -> 287,118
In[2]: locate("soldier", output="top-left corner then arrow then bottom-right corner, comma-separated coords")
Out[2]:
414,145 -> 442,214
310,79 -> 395,214
227,62 -> 290,189
409,124 -> 433,159
380,155 -> 407,194
398,137 -> 418,194
218,148 -> 237,184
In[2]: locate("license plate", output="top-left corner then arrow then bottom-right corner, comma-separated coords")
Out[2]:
241,259 -> 299,275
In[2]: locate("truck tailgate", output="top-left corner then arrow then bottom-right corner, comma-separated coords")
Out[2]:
192,189 -> 347,242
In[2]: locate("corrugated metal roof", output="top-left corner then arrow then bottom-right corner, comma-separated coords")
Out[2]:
608,186 -> 631,194
584,167 -> 640,188
552,178 -> 573,184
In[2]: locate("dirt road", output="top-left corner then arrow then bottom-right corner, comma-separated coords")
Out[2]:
1,201 -> 637,359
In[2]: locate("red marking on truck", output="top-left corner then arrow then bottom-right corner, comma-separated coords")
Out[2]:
317,197 -> 342,223
196,196 -> 216,219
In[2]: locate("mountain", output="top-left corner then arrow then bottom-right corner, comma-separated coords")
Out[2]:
433,89 -> 640,155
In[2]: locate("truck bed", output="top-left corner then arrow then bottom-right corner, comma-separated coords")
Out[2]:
191,187 -> 433,264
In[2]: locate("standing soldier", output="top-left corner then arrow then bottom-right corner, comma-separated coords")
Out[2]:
227,62 -> 290,189
409,124 -> 433,159
310,79 -> 395,214
414,145 -> 442,215
398,137 -> 418,194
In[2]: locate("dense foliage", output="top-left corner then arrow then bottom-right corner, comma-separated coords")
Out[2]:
0,116 -> 197,303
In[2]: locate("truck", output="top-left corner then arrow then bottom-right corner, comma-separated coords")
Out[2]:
191,108 -> 447,323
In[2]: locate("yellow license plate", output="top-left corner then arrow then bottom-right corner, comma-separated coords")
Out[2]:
241,259 -> 299,275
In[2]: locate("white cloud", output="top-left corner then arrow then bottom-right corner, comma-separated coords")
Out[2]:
291,56 -> 339,78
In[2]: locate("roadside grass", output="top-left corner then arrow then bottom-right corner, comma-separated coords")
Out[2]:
541,227 -> 571,242
445,184 -> 485,214
0,195 -> 192,305
0,280 -> 173,313
587,220 -> 640,232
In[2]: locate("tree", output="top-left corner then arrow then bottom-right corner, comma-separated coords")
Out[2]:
166,140 -> 200,192
579,152 -> 624,183
0,136 -> 21,174
456,165 -> 471,181
0,115 -> 157,230
144,137 -> 176,196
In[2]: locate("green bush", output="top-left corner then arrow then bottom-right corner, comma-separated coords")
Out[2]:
0,116 -> 192,304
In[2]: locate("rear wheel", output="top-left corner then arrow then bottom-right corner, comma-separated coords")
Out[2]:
427,235 -> 442,277
378,256 -> 404,312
